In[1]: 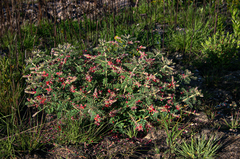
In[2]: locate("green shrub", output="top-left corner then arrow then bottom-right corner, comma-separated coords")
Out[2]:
23,35 -> 202,134
201,31 -> 239,68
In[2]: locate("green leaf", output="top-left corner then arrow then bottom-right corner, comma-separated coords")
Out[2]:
146,97 -> 151,105
103,78 -> 108,86
57,112 -> 62,119
126,87 -> 133,93
35,87 -> 42,97
75,64 -> 83,72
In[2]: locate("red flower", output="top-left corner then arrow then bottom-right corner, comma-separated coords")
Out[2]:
70,85 -> 76,93
93,91 -> 98,99
128,41 -> 133,44
182,74 -> 186,79
149,105 -> 157,113
135,124 -> 143,131
56,72 -> 62,76
109,111 -> 116,117
116,59 -> 121,63
62,82 -> 66,87
120,75 -> 125,79
85,54 -> 92,59
167,84 -> 172,88
108,61 -> 113,66
36,95 -> 42,99
164,104 -> 171,109
46,87 -> 52,93
94,114 -> 101,121
136,100 -> 142,104
89,66 -> 96,73
46,80 -> 52,86
40,97 -> 47,105
131,106 -> 137,110
79,104 -> 85,110
59,77 -> 64,82
86,75 -> 92,82
94,114 -> 101,126
42,71 -> 49,77
176,105 -> 180,110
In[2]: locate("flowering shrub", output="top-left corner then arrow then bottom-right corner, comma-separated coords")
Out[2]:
23,35 -> 202,134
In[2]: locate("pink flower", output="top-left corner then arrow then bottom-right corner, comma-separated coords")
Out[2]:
93,91 -> 98,99
140,51 -> 147,58
70,85 -> 76,93
61,82 -> 66,89
138,45 -> 146,50
79,104 -> 85,110
86,74 -> 92,82
135,124 -> 143,131
167,99 -> 172,104
131,106 -> 137,110
164,104 -> 171,109
89,66 -> 96,73
40,97 -> 47,105
46,87 -> 52,93
59,77 -> 64,82
136,100 -> 142,104
182,74 -> 186,79
161,108 -> 168,112
63,58 -> 67,64
94,114 -> 101,126
109,111 -> 116,117
108,61 -> 113,66
116,59 -> 121,63
42,72 -> 49,77
94,114 -> 101,121
135,81 -> 141,88
56,72 -> 63,76
128,41 -> 133,44
148,105 -> 157,114
120,75 -> 125,79
176,105 -> 180,110
36,95 -> 42,99
46,81 -> 52,86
